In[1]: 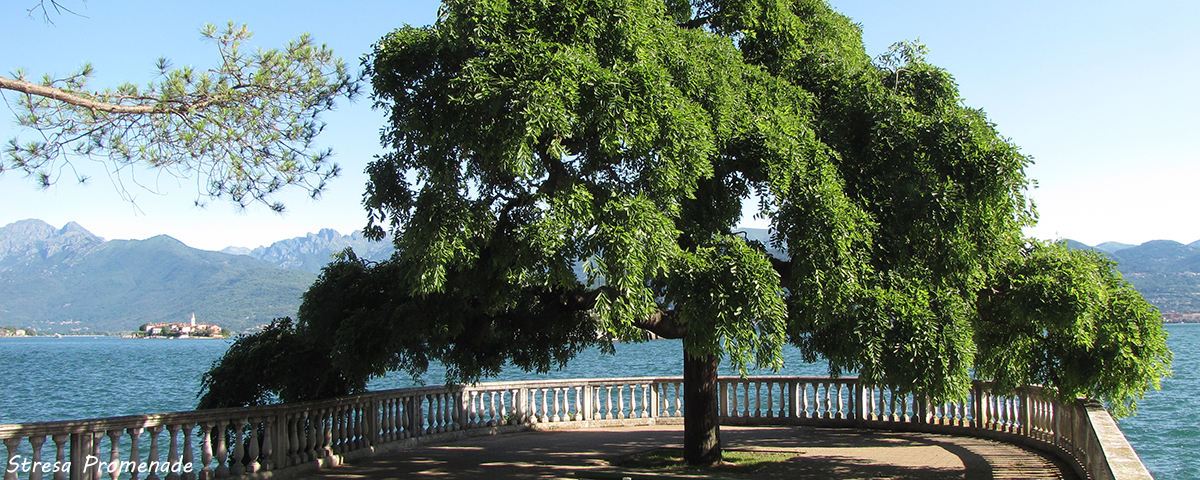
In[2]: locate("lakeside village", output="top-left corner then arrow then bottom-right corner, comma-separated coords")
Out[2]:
0,314 -> 230,338
133,314 -> 231,339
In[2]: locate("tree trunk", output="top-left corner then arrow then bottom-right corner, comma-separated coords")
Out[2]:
683,351 -> 721,465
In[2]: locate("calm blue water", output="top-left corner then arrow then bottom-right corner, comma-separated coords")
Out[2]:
1,326 -> 1193,479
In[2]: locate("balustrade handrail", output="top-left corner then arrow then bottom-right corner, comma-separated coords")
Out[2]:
0,376 -> 1152,480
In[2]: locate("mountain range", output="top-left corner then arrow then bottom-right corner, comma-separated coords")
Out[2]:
0,219 -> 314,334
221,228 -> 393,274
3,218 -> 1198,333
1063,239 -> 1200,320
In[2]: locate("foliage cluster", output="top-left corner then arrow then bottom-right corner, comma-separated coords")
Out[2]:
1,22 -> 356,210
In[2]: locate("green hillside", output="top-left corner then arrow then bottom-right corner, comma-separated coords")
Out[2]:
1066,239 -> 1200,319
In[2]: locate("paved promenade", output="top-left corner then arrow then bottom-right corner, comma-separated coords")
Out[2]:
302,425 -> 1080,480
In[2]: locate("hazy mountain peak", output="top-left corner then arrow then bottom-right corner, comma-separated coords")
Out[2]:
230,228 -> 393,273
0,219 -> 104,268
1094,241 -> 1135,254
59,221 -> 92,236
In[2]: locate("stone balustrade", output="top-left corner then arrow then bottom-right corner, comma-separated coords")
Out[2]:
1,377 -> 1152,480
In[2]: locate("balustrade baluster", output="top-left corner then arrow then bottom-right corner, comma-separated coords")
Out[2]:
341,406 -> 350,450
825,383 -> 835,419
490,390 -> 501,425
814,383 -> 823,419
534,388 -> 545,423
466,392 -> 477,427
285,415 -> 298,467
614,385 -> 624,419
51,434 -> 67,480
351,405 -> 361,445
211,420 -> 228,479
638,384 -> 648,417
4,438 -> 20,480
396,396 -> 405,436
198,423 -> 214,480
603,386 -> 612,420
354,406 -> 364,448
499,391 -> 510,425
146,426 -> 163,480
322,409 -> 335,458
423,395 -> 434,435
229,420 -> 245,477
379,400 -> 390,441
93,431 -> 104,480
126,428 -> 143,480
182,424 -> 196,480
729,382 -> 740,417
305,412 -> 318,461
165,424 -> 181,480
837,384 -> 845,419
766,381 -> 776,418
245,419 -> 260,473
551,388 -> 562,422
798,383 -> 808,418
28,435 -> 45,480
262,418 -> 275,472
333,408 -> 344,452
473,391 -> 482,426
105,430 -> 121,480
443,395 -> 454,431
574,386 -> 584,420
750,381 -> 759,417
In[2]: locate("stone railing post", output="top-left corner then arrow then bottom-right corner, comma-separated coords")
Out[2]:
369,398 -> 383,445
1019,388 -> 1032,437
127,427 -> 143,480
165,424 -> 181,480
652,381 -> 662,417
582,384 -> 594,421
212,420 -> 229,479
29,435 -> 46,480
146,426 -> 163,480
198,423 -> 213,480
516,387 -> 529,424
455,389 -> 468,431
3,438 -> 20,480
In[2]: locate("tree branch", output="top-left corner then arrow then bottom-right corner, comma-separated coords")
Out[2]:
551,286 -> 687,339
768,256 -> 792,280
632,309 -> 686,339
679,15 -> 711,29
1,76 -> 167,114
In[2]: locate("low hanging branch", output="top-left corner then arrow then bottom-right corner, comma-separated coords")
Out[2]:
0,77 -> 175,114
0,22 -> 359,211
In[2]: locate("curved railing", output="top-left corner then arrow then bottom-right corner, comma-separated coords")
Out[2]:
0,377 -> 1152,480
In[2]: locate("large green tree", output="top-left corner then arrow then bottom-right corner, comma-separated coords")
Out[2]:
200,0 -> 1170,466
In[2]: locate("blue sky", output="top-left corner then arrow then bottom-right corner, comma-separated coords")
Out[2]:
2,1 -> 1197,250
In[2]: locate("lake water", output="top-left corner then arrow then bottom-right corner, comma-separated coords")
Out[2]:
1,325 -> 1194,479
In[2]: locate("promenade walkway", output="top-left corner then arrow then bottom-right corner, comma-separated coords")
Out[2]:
301,425 -> 1080,480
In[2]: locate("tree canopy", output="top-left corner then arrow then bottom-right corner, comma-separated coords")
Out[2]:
200,0 -> 1170,465
1,21 -> 357,210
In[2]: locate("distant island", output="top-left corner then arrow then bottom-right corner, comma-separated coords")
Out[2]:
134,314 -> 231,339
0,326 -> 35,337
